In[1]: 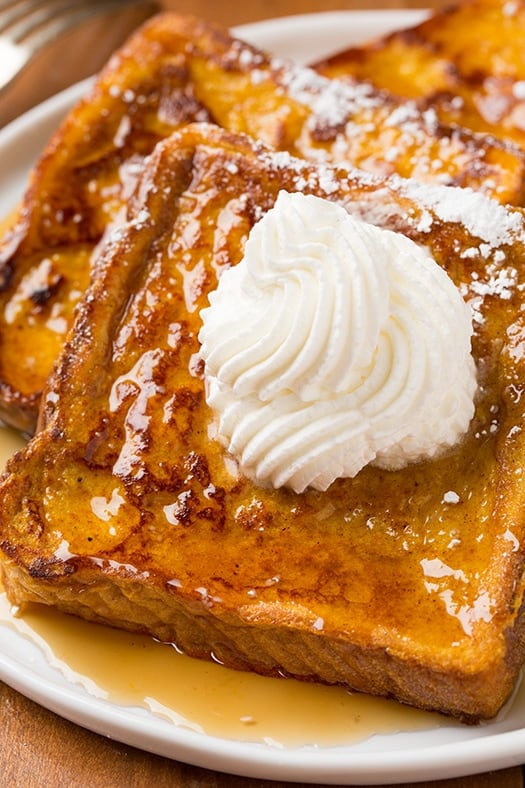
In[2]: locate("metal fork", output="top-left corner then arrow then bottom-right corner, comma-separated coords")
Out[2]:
0,0 -> 159,126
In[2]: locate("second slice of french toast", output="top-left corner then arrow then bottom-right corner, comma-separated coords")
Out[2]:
314,0 -> 525,150
1,123 -> 525,722
2,11 -> 525,434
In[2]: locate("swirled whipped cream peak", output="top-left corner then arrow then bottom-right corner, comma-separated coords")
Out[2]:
198,190 -> 477,494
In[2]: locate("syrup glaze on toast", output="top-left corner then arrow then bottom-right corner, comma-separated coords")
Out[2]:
2,125 -> 525,721
314,0 -> 525,150
1,11 -> 525,433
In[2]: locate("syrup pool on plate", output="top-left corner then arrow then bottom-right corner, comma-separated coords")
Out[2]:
0,424 -> 447,746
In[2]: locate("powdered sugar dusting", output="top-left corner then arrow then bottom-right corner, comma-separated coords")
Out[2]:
261,148 -> 356,197
278,62 -> 381,128
252,142 -> 525,332
275,59 -> 448,148
395,179 -> 525,247
260,145 -> 525,253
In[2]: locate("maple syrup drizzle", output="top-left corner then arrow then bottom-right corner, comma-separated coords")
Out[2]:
0,423 -> 447,746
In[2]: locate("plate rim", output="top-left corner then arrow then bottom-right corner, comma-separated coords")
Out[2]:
0,9 -> 524,785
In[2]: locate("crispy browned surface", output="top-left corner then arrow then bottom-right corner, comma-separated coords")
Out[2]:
2,124 -> 525,721
2,11 -> 525,433
314,0 -> 525,149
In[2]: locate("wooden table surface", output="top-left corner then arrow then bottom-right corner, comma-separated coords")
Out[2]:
1,1 -> 524,786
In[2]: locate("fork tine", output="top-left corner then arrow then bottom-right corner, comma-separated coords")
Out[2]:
0,0 -> 145,93
1,0 -> 153,46
0,1 -> 38,35
0,1 -> 85,36
0,0 -> 158,125
1,1 -> 88,42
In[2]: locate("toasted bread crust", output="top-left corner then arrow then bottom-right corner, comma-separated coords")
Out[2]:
2,125 -> 525,721
1,11 -> 525,432
314,0 -> 525,149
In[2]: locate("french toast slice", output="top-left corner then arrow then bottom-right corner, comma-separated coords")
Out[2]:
314,0 -> 525,150
2,123 -> 525,721
2,11 -> 525,433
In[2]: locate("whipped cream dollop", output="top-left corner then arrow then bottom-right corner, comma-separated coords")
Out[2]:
198,191 -> 477,493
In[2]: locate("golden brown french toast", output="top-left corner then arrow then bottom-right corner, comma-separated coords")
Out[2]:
314,0 -> 525,150
2,123 -> 525,722
2,11 -> 525,434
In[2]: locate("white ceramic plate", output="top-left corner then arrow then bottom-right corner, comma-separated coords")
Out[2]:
1,10 -> 525,785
